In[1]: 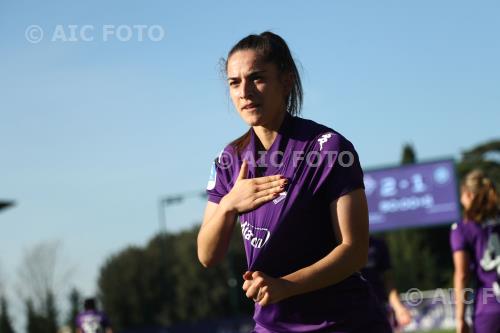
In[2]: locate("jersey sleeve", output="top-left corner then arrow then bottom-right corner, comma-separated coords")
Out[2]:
309,132 -> 365,203
206,149 -> 234,204
450,222 -> 468,252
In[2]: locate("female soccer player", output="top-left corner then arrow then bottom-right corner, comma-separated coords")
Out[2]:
451,169 -> 500,333
197,31 -> 391,332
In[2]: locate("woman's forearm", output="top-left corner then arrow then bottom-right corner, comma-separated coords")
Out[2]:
281,242 -> 367,298
388,289 -> 405,311
454,272 -> 468,320
197,198 -> 237,267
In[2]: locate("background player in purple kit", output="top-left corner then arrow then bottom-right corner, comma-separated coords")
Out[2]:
76,298 -> 113,333
451,169 -> 500,333
197,31 -> 391,332
361,236 -> 412,332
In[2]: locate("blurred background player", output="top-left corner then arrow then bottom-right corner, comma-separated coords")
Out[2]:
451,169 -> 500,333
76,298 -> 113,333
362,235 -> 412,332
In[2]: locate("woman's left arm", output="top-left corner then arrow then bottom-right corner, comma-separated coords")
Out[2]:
243,188 -> 369,305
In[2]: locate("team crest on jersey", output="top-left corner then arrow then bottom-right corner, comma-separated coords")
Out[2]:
240,220 -> 271,249
317,132 -> 334,151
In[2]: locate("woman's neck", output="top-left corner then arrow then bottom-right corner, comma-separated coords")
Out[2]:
252,111 -> 286,150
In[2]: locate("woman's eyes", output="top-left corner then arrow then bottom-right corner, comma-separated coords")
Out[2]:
228,77 -> 264,87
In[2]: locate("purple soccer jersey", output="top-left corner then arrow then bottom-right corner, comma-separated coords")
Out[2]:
207,113 -> 391,332
450,217 -> 500,318
76,310 -> 110,333
361,236 -> 392,304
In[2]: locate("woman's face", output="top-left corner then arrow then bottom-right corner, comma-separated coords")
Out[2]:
226,49 -> 289,128
460,187 -> 474,210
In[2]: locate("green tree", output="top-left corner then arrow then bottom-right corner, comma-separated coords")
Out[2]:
44,291 -> 58,333
0,296 -> 16,333
401,143 -> 416,164
457,139 -> 500,184
25,299 -> 43,333
98,224 -> 251,331
24,292 -> 59,333
66,288 -> 81,333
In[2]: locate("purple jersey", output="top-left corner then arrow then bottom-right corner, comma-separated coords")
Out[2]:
76,310 -> 110,333
361,236 -> 392,304
207,114 -> 391,332
450,217 -> 500,316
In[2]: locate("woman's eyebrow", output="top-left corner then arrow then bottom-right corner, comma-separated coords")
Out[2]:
227,70 -> 267,81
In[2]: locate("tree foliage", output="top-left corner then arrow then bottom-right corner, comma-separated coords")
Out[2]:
66,288 -> 81,333
17,241 -> 70,333
0,296 -> 16,333
98,225 -> 251,331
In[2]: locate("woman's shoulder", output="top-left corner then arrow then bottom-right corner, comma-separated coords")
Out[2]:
292,115 -> 335,137
211,144 -> 239,171
292,116 -> 357,152
451,219 -> 481,234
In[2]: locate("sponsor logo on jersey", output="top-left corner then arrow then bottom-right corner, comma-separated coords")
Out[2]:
240,220 -> 271,249
480,232 -> 500,296
317,132 -> 334,151
81,315 -> 102,333
273,191 -> 287,204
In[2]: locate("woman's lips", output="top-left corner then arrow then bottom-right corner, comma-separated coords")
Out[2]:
242,103 -> 260,110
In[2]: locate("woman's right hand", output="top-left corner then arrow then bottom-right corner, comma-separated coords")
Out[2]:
220,160 -> 288,214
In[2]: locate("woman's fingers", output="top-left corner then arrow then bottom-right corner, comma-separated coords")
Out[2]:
237,160 -> 248,181
257,290 -> 270,307
255,184 -> 285,199
242,279 -> 252,291
242,271 -> 253,280
231,172 -> 287,213
252,192 -> 280,207
255,178 -> 287,192
246,278 -> 265,300
253,174 -> 284,185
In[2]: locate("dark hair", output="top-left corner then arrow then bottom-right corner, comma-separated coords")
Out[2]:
462,169 -> 499,223
84,298 -> 96,311
222,31 -> 303,153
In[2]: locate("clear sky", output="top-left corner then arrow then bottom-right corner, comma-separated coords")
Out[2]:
1,0 -> 499,321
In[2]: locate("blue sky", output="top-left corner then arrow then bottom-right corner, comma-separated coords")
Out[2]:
1,0 -> 499,320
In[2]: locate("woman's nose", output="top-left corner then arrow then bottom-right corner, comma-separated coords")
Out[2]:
239,80 -> 254,99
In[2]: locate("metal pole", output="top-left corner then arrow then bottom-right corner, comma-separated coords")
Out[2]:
158,198 -> 166,234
